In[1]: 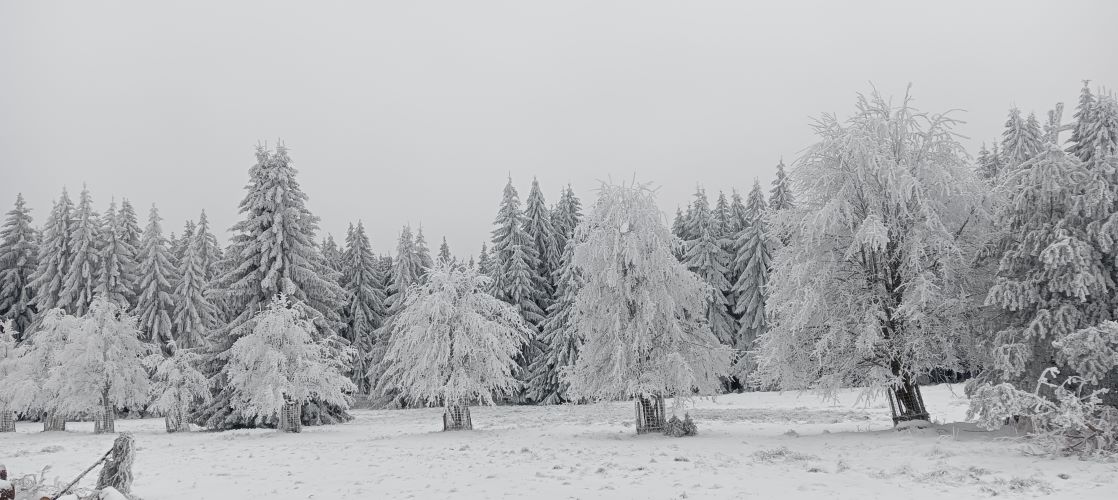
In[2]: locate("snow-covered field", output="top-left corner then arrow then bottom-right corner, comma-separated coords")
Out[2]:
2,384 -> 1115,499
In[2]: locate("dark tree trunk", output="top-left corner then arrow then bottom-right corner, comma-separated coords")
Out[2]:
635,394 -> 666,434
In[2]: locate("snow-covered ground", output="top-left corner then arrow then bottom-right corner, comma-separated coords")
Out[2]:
2,384 -> 1115,499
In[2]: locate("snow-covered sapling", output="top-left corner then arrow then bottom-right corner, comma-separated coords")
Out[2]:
381,260 -> 530,430
146,341 -> 209,432
0,308 -> 81,431
563,180 -> 732,434
224,295 -> 355,433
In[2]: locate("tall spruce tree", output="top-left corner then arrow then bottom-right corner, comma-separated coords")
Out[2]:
321,234 -> 345,274
59,186 -> 101,316
523,178 -> 558,313
1080,95 -> 1118,167
30,189 -> 73,314
118,199 -> 142,253
135,205 -> 177,344
414,227 -> 434,277
96,200 -> 138,308
551,185 -> 582,253
368,226 -> 421,402
1001,107 -> 1042,167
769,159 -> 795,211
172,222 -> 219,349
683,188 -> 736,345
1067,80 -> 1097,162
713,191 -> 732,238
731,180 -> 772,357
342,222 -> 386,394
196,143 -> 347,429
437,236 -> 452,265
194,210 -> 223,282
0,194 -> 38,336
477,242 -> 492,278
527,238 -> 582,404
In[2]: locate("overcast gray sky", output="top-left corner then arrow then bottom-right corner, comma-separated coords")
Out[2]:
2,1 -> 1116,255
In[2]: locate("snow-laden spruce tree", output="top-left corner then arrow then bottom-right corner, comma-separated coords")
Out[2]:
30,190 -> 74,315
1067,81 -> 1097,163
0,320 -> 16,432
199,143 -> 348,430
135,206 -> 177,344
96,200 -> 138,309
118,199 -> 142,256
769,159 -> 795,211
414,226 -> 435,277
0,194 -> 38,337
146,341 -> 209,432
490,178 -> 546,400
342,221 -> 386,393
756,89 -> 986,426
171,220 -> 196,269
477,242 -> 493,278
321,234 -> 345,274
1001,107 -> 1042,168
51,296 -> 150,433
368,226 -> 422,402
730,179 -> 771,381
171,222 -> 219,348
193,210 -> 223,282
0,309 -> 80,430
1076,94 -> 1118,168
381,261 -> 530,430
713,191 -> 732,238
564,180 -> 731,433
527,239 -> 583,404
524,178 -> 559,311
60,186 -> 101,316
551,184 -> 582,255
974,143 -> 1005,182
682,189 -> 736,345
437,236 -> 453,265
223,295 -> 354,433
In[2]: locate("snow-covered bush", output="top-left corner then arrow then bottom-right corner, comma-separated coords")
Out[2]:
663,414 -> 698,437
223,295 -> 355,432
562,180 -> 732,432
968,367 -> 1118,455
51,297 -> 151,433
145,341 -> 209,432
381,260 -> 530,430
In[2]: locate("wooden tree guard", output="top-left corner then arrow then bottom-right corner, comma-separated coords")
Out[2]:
279,400 -> 302,433
164,407 -> 190,433
0,407 -> 13,432
43,413 -> 66,432
443,404 -> 472,431
94,390 -> 115,434
887,380 -> 930,426
635,394 -> 666,434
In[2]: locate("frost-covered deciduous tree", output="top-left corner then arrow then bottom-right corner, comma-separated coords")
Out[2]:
60,186 -> 101,316
96,200 -> 138,309
52,297 -> 150,433
225,295 -> 354,433
683,188 -> 736,345
146,341 -> 209,433
381,262 -> 529,430
198,144 -> 348,430
342,221 -> 386,393
31,191 -> 75,316
0,194 -> 38,337
172,223 -> 219,349
564,181 -> 731,433
757,90 -> 986,425
0,309 -> 80,431
135,206 -> 177,344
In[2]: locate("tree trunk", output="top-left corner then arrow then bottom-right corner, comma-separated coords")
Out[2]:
279,400 -> 302,433
888,373 -> 930,426
42,412 -> 66,432
443,403 -> 472,431
0,405 -> 14,432
94,390 -> 115,434
635,394 -> 666,434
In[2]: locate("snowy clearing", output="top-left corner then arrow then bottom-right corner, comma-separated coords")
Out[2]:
2,384 -> 1114,499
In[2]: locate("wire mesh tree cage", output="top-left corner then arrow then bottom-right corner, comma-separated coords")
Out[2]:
443,403 -> 472,431
887,381 -> 930,426
279,400 -> 303,433
0,407 -> 14,432
94,391 -> 115,434
43,412 -> 66,432
635,394 -> 666,434
164,406 -> 190,433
